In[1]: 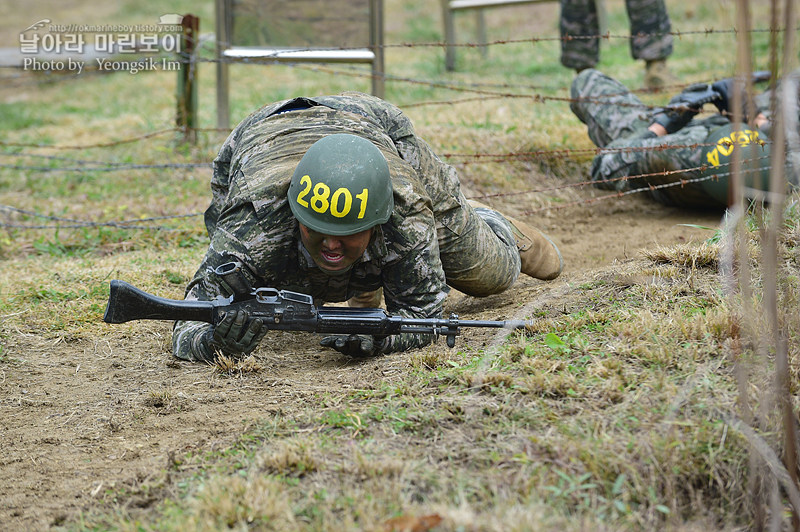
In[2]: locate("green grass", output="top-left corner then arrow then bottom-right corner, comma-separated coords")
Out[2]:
0,102 -> 51,131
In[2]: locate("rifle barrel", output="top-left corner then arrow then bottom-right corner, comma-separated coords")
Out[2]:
459,319 -> 529,329
397,318 -> 529,331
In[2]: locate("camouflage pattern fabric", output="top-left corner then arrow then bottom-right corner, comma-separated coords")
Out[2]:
560,0 -> 673,71
570,69 -> 731,207
173,92 -> 521,361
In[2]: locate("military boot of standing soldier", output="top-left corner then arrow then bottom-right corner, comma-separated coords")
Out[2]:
559,0 -> 675,91
644,59 -> 677,91
468,200 -> 563,281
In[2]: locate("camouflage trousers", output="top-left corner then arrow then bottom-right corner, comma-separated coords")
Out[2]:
560,0 -> 673,70
569,68 -> 651,148
439,198 -> 521,297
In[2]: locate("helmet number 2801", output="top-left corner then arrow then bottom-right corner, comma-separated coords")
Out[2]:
295,174 -> 369,219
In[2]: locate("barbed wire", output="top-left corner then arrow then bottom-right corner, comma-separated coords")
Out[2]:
384,26 -> 787,50
0,126 -> 234,151
520,163 -> 774,215
0,204 -> 203,231
473,151 -> 771,200
206,58 -> 731,110
0,161 -> 210,173
0,128 -> 179,149
1,152 -> 771,231
442,139 -> 740,163
203,55 -> 773,117
0,151 -> 211,173
2,23 -> 779,91
203,26 -> 784,55
0,24 -> 785,233
0,137 -> 750,174
0,151 -> 138,165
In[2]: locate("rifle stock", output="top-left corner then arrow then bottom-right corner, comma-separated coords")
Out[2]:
103,280 -> 215,324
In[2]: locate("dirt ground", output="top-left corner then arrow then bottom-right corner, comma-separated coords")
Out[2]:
0,190 -> 724,530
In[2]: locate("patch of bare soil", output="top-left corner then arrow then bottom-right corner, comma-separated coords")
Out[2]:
0,193 -> 723,530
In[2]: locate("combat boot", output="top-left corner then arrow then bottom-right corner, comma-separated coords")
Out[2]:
644,59 -> 677,91
506,216 -> 564,281
347,288 -> 383,308
467,200 -> 563,281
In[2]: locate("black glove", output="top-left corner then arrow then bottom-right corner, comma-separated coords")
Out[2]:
320,334 -> 384,358
652,83 -> 719,134
205,310 -> 267,359
711,77 -> 756,120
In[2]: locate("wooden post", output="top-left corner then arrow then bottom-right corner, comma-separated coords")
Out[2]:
442,0 -> 457,71
177,14 -> 199,144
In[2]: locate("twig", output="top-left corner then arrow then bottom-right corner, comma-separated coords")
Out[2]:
725,413 -> 800,517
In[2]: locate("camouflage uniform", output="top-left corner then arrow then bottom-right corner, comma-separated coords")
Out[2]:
173,92 -> 521,360
569,69 -> 800,206
570,68 -> 733,207
560,0 -> 673,71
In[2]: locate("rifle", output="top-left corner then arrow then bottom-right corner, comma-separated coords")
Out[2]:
668,71 -> 773,113
102,262 -> 530,348
751,70 -> 772,84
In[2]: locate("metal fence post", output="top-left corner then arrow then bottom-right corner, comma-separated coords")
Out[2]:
215,0 -> 231,130
370,0 -> 385,98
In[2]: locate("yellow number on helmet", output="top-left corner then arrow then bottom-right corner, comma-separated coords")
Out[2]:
310,182 -> 331,214
330,188 -> 353,218
296,175 -> 313,208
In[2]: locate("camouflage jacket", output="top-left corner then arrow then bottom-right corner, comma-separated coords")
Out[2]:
174,92 -> 470,358
574,67 -> 800,206
592,115 -> 731,206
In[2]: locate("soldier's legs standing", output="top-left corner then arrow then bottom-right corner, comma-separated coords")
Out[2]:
625,0 -> 673,61
626,0 -> 674,89
560,0 -> 600,71
569,68 -> 651,147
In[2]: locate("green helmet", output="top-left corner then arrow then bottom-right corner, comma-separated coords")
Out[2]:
699,123 -> 771,205
288,134 -> 394,235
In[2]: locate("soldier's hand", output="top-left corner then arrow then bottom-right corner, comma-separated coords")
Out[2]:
209,310 -> 267,357
711,77 -> 756,120
652,83 -> 719,134
320,334 -> 381,358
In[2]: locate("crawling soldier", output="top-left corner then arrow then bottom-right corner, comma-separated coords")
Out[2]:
173,92 -> 563,361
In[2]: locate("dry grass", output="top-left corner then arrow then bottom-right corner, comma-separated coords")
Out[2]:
186,475 -> 297,530
255,438 -> 320,477
213,354 -> 264,375
641,242 -> 720,269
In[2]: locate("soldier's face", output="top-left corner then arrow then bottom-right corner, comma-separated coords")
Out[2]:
299,224 -> 372,272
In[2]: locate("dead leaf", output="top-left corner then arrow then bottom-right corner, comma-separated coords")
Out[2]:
382,513 -> 443,532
